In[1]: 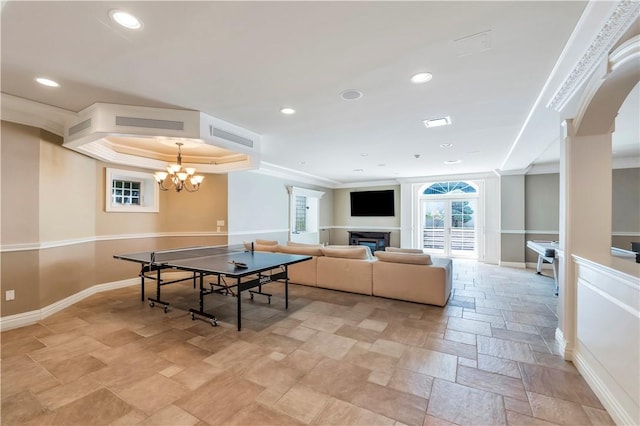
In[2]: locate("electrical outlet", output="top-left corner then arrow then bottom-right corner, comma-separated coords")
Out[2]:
5,290 -> 15,301
216,220 -> 225,227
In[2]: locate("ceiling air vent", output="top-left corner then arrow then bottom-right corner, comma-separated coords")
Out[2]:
115,116 -> 185,131
210,126 -> 254,148
68,118 -> 91,136
454,30 -> 492,57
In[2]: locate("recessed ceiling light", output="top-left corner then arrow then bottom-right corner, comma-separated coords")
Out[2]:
377,164 -> 386,167
360,153 -> 368,157
444,160 -> 462,165
35,77 -> 60,87
340,89 -> 363,101
352,168 -> 364,172
410,72 -> 433,84
424,116 -> 452,128
280,107 -> 296,115
439,143 -> 453,148
109,10 -> 143,30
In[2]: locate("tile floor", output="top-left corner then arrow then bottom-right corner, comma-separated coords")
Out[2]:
1,261 -> 615,425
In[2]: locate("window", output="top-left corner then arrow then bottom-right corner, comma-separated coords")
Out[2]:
423,181 -> 477,195
287,186 -> 325,243
106,168 -> 159,212
111,180 -> 141,206
295,196 -> 307,232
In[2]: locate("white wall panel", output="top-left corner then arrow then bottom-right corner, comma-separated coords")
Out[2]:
574,255 -> 640,425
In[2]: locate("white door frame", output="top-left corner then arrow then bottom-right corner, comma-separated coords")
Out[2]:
414,180 -> 484,260
287,186 -> 325,244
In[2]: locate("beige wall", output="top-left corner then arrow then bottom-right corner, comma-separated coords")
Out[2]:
525,174 -> 559,232
1,121 -> 229,317
523,170 -> 639,252
39,132 -> 97,242
612,168 -> 640,250
500,175 -> 525,264
1,122 -> 41,245
331,185 -> 401,247
524,174 -> 560,263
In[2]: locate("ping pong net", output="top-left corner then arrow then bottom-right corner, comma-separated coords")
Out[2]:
149,244 -> 248,264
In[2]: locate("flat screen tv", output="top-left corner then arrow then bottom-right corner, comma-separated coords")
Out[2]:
350,190 -> 395,217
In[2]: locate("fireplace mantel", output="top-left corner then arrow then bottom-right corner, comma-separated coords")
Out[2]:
348,231 -> 391,252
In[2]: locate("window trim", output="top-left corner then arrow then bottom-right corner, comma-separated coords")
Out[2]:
105,167 -> 159,213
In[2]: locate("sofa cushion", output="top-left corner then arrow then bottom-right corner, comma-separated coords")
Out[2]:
321,246 -> 371,260
375,251 -> 432,265
256,239 -> 278,245
278,244 -> 324,257
385,247 -> 424,254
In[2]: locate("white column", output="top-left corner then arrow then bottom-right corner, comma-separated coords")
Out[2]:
557,119 -> 612,359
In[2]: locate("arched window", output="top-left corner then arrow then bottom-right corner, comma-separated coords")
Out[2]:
423,181 -> 477,195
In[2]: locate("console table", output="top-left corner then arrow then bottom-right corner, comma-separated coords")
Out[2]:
348,231 -> 390,252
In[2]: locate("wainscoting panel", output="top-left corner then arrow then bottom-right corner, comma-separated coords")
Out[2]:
574,255 -> 639,425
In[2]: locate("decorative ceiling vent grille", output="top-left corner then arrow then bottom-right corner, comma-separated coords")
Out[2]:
115,116 -> 185,131
68,118 -> 91,136
210,126 -> 254,148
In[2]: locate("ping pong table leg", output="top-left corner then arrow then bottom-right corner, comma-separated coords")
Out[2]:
199,272 -> 204,312
552,260 -> 559,296
536,254 -> 544,274
189,272 -> 218,327
237,276 -> 242,331
148,266 -> 170,313
285,265 -> 289,310
140,265 -> 145,301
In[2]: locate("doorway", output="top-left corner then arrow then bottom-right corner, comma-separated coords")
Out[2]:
420,181 -> 478,259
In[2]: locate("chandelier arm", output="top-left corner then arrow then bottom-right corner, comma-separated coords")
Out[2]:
157,180 -> 170,191
183,183 -> 200,192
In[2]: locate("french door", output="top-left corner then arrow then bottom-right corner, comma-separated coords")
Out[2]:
422,198 -> 477,258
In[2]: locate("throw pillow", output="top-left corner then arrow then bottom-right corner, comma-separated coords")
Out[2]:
321,246 -> 370,259
386,247 -> 424,254
256,239 -> 278,245
375,251 -> 432,265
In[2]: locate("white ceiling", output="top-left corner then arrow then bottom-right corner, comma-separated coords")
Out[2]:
2,1 -> 635,185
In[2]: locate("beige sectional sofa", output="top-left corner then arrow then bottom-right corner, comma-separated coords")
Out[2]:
372,250 -> 452,306
248,240 -> 452,306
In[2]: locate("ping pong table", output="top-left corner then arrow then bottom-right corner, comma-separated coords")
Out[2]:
114,244 -> 311,330
526,240 -> 559,295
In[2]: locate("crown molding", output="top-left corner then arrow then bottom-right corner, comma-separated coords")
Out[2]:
547,1 -> 640,112
0,93 -> 77,135
527,162 -> 560,175
254,161 -> 342,189
528,155 -> 640,175
395,170 -> 497,185
333,180 -> 401,189
495,167 -> 532,177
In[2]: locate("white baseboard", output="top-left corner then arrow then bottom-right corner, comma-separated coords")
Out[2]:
574,343 -> 639,426
499,261 -> 526,269
0,272 -> 200,331
555,327 -> 572,359
525,262 -> 554,271
0,277 -> 140,331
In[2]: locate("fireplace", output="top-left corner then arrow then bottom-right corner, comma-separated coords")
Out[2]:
348,231 -> 391,252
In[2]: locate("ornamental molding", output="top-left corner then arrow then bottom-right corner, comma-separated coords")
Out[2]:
547,0 -> 640,112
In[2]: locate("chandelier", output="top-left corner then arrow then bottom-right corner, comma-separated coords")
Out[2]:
154,142 -> 204,192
